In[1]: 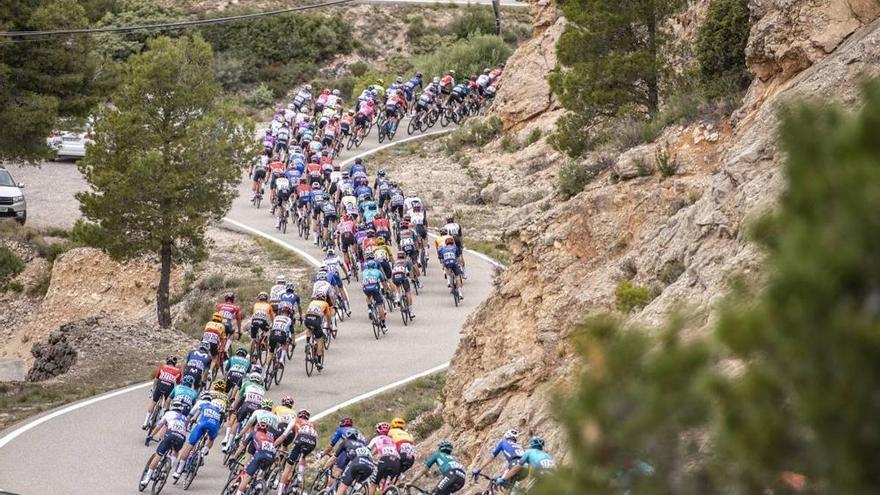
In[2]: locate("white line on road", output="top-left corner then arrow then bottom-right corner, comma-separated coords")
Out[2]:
222,217 -> 323,267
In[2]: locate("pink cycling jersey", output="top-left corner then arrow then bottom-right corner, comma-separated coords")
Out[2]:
369,435 -> 400,459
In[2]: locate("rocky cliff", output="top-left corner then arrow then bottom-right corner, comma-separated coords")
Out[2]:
421,0 -> 880,475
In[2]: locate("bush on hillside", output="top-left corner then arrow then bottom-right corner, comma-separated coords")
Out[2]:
615,280 -> 654,313
449,7 -> 497,39
558,161 -> 592,198
412,35 -> 511,81
0,246 -> 25,291
696,0 -> 751,95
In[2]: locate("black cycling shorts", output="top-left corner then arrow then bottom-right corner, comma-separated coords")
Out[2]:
269,330 -> 288,353
250,319 -> 269,340
286,435 -> 317,464
434,470 -> 466,495
304,314 -> 325,339
236,403 -> 257,423
156,431 -> 186,456
253,168 -> 267,182
151,381 -> 174,402
392,276 -> 410,292
371,457 -> 400,485
341,458 -> 375,486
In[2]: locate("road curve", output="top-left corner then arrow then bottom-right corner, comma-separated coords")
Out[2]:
0,120 -> 497,494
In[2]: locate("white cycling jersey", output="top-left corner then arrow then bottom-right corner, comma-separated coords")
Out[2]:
312,280 -> 332,299
160,410 -> 188,436
272,315 -> 293,334
444,222 -> 462,237
403,197 -> 423,213
269,283 -> 286,302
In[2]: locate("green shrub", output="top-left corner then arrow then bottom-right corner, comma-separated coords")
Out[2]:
525,128 -> 542,146
69,219 -> 108,249
615,280 -> 654,313
558,161 -> 592,198
656,146 -> 679,178
500,134 -> 520,153
444,116 -> 502,153
198,273 -> 226,291
449,7 -> 496,39
412,35 -> 511,83
248,83 -> 276,108
0,246 -> 25,291
696,0 -> 751,93
348,62 -> 369,77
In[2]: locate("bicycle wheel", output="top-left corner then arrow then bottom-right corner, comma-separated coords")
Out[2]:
274,361 -> 284,386
310,469 -> 330,494
285,337 -> 296,361
305,342 -> 315,377
264,367 -> 273,390
257,340 -> 267,366
378,124 -> 386,143
254,194 -> 262,209
139,454 -> 155,492
407,118 -> 418,136
182,452 -> 200,490
384,487 -> 400,495
400,300 -> 409,326
151,457 -> 170,495
371,307 -> 381,340
281,216 -> 287,234
419,250 -> 427,275
453,284 -> 460,307
221,474 -> 241,495
413,277 -> 420,296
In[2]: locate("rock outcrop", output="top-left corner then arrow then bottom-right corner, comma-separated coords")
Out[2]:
419,0 -> 880,475
26,329 -> 77,382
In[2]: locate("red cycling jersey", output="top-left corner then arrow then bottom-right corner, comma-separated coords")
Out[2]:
156,364 -> 182,385
373,218 -> 390,232
215,302 -> 241,322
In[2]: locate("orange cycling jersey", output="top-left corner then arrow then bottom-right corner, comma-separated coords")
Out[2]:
307,299 -> 331,317
440,75 -> 454,87
252,301 -> 275,321
389,427 -> 414,446
202,321 -> 225,344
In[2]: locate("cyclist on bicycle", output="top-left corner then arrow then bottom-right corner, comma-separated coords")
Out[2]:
235,399 -> 279,456
495,437 -> 556,490
331,429 -> 376,495
143,355 -> 181,430
233,417 -> 277,495
280,283 -> 304,322
362,260 -> 387,328
224,347 -> 251,398
319,417 -> 363,487
172,391 -> 224,480
373,211 -> 392,243
268,275 -> 287,311
388,417 -> 416,475
275,173 -> 292,230
268,305 -> 294,370
217,291 -> 242,341
251,291 -> 275,341
443,213 -> 465,276
368,422 -> 401,494
391,251 -> 416,318
304,298 -> 331,370
170,374 -> 198,415
202,312 -> 225,369
439,237 -> 464,299
140,400 -> 188,490
222,372 -> 265,450
471,429 -> 524,482
409,440 -> 466,495
275,408 -> 318,495
183,343 -> 212,391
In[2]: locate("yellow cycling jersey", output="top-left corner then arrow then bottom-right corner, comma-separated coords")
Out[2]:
372,245 -> 393,261
389,427 -> 414,444
272,405 -> 296,425
434,234 -> 454,251
209,391 -> 229,410
307,299 -> 331,317
252,301 -> 275,321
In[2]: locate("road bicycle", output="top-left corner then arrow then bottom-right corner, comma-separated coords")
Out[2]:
447,267 -> 463,307
368,298 -> 385,340
402,483 -> 432,495
249,326 -> 269,366
174,435 -> 208,490
297,209 -> 311,239
472,472 -> 508,495
304,332 -> 322,377
398,287 -> 412,326
264,344 -> 285,389
278,202 -> 290,234
251,187 -> 264,209
139,439 -> 173,495
285,319 -> 300,361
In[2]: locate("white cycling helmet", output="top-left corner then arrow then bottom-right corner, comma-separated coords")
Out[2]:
332,89 -> 340,96
305,84 -> 312,91
503,429 -> 519,440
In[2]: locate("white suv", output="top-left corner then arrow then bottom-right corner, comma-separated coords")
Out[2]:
0,166 -> 26,224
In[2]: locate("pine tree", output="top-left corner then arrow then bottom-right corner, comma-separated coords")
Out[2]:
77,35 -> 255,328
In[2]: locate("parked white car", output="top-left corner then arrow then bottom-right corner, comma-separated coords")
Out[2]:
47,130 -> 93,159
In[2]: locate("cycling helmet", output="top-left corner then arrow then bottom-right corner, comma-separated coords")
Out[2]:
332,89 -> 340,96
377,238 -> 386,246
258,291 -> 269,301
390,180 -> 398,187
198,341 -> 210,352
236,347 -> 248,357
276,275 -> 286,284
224,292 -> 235,302
256,422 -> 269,431
503,429 -> 519,440
396,251 -> 405,259
319,264 -> 328,272
446,213 -> 454,222
400,221 -> 409,229
247,372 -> 262,384
199,391 -> 212,401
322,88 -> 330,95
165,355 -> 177,366
438,440 -> 454,454
344,428 -> 359,440
378,169 -> 386,177
285,283 -> 297,292
298,409 -> 311,420
182,375 -> 195,387
375,211 -> 384,219
279,305 -> 292,315
391,417 -> 406,429
281,396 -> 294,408
213,380 -> 227,393
449,70 -> 456,75
339,417 -> 354,427
315,272 -> 327,282
305,84 -> 312,91
376,78 -> 385,85
327,248 -> 335,256
415,71 -> 422,78
287,103 -> 295,110
439,228 -> 448,236
262,398 -> 275,410
212,312 -> 224,323
355,157 -> 363,164
445,237 -> 455,245
171,400 -> 187,412
375,422 -> 391,435
312,182 -> 321,189
529,437 -> 545,450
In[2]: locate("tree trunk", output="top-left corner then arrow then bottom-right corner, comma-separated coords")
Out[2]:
646,1 -> 660,115
157,240 -> 172,328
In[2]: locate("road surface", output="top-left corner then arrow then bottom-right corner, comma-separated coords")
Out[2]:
0,120 -> 497,494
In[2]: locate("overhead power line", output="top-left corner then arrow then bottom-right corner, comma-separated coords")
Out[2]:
0,0 -> 354,38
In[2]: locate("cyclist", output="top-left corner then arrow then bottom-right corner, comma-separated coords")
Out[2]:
331,429 -> 376,495
373,211 -> 392,244
225,347 -> 251,398
268,275 -> 287,310
388,417 -> 417,475
251,292 -> 275,353
268,305 -> 294,371
321,195 -> 339,247
362,259 -> 387,328
439,236 -> 464,298
275,409 -> 318,495
292,84 -> 312,112
202,312 -> 226,368
403,71 -> 423,103
140,400 -> 188,490
361,195 -> 380,224
251,151 -> 269,199
233,398 -> 279,458
383,90 -> 405,134
324,253 -> 350,313
170,374 -> 198,414
275,173 -> 293,230
311,182 -> 328,245
217,291 -> 243,339
222,372 -> 265,450
397,221 -> 422,275
272,396 -> 297,453
318,417 -> 361,485
439,70 -> 456,99
295,178 -> 313,221
496,437 -> 556,490
391,251 -> 416,318
443,213 -> 465,275
471,429 -> 524,481
409,440 -> 466,495
233,418 -> 277,495
304,298 -> 331,370
349,157 -> 367,177
368,422 -> 401,495
280,283 -> 304,322
388,181 -> 405,219
183,343 -> 212,391
172,391 -> 225,480
143,355 -> 181,430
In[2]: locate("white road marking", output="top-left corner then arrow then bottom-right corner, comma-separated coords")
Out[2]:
312,362 -> 450,421
222,217 -> 323,267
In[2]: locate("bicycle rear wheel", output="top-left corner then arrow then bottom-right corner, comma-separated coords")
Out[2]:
285,337 -> 296,361
305,342 -> 315,377
139,454 -> 155,492
274,361 -> 284,385
151,457 -> 170,495
254,195 -> 261,209
371,307 -> 381,340
182,452 -> 200,490
400,300 -> 409,326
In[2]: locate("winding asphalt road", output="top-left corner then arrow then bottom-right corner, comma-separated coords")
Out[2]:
0,118 -> 497,494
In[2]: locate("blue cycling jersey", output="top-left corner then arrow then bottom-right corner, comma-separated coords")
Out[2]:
185,350 -> 211,371
171,384 -> 198,407
354,185 -> 373,199
330,426 -> 364,445
349,164 -> 367,176
491,439 -> 525,465
362,268 -> 384,289
280,292 -> 301,307
193,400 -> 224,424
438,246 -> 459,267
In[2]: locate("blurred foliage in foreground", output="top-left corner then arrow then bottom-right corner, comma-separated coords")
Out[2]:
532,81 -> 880,494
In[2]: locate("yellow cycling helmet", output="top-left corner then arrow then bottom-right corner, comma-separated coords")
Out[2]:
391,417 -> 406,429
377,237 -> 386,245
213,379 -> 226,393
212,312 -> 224,323
376,78 -> 385,85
